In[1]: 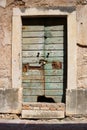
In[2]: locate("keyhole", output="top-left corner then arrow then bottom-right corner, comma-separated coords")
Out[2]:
46,53 -> 50,58
37,52 -> 40,57
44,36 -> 47,39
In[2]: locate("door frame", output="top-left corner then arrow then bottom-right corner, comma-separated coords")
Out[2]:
22,17 -> 67,103
12,7 -> 77,104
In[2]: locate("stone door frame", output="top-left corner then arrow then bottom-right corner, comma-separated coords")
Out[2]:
12,7 -> 77,104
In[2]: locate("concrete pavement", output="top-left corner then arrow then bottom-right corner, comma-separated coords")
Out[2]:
0,119 -> 87,130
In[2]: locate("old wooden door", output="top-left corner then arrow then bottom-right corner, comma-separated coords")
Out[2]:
22,17 -> 67,103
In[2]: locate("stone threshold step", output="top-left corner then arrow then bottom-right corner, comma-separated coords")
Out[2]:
22,102 -> 65,119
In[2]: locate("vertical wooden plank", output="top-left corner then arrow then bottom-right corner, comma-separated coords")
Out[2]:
45,25 -> 64,99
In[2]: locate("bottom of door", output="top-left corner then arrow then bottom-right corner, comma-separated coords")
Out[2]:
23,95 -> 64,103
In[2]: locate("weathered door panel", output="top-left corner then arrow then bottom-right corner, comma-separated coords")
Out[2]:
22,74 -> 44,80
45,76 -> 63,82
23,82 -> 44,89
22,58 -> 40,64
22,31 -> 44,38
44,25 -> 64,31
22,44 -> 44,50
44,61 -> 63,71
45,69 -> 63,76
46,59 -> 63,65
45,31 -> 64,37
22,38 -> 44,44
23,96 -> 38,102
22,51 -> 44,57
44,24 -> 64,102
45,50 -> 64,57
22,26 -> 44,31
23,69 -> 43,76
23,89 -> 44,96
22,18 -> 67,103
45,38 -> 63,44
45,90 -> 63,96
22,72 -> 44,80
45,83 -> 63,89
45,44 -> 63,50
22,24 -> 45,102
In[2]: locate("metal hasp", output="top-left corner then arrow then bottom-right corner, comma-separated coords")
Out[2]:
39,59 -> 47,66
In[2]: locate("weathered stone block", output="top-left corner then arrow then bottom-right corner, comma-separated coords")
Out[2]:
22,110 -> 65,119
0,88 -> 22,113
22,103 -> 65,119
66,89 -> 87,115
76,89 -> 87,114
66,89 -> 77,115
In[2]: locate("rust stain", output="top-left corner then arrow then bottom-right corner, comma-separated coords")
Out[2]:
52,61 -> 62,69
22,63 -> 29,72
22,26 -> 26,30
22,63 -> 44,71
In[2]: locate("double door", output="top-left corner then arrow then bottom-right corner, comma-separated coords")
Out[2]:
22,17 -> 67,103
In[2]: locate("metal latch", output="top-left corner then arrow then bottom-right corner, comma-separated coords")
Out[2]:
39,59 -> 47,66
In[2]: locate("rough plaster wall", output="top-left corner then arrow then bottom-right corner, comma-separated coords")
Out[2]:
77,46 -> 87,88
24,0 -> 76,7
0,0 -> 87,89
0,0 -> 75,89
77,5 -> 87,88
0,6 -> 12,88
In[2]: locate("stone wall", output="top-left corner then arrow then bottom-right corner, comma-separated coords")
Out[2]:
77,4 -> 87,88
0,0 -> 85,90
0,0 -> 87,115
0,0 -> 86,90
0,6 -> 12,89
